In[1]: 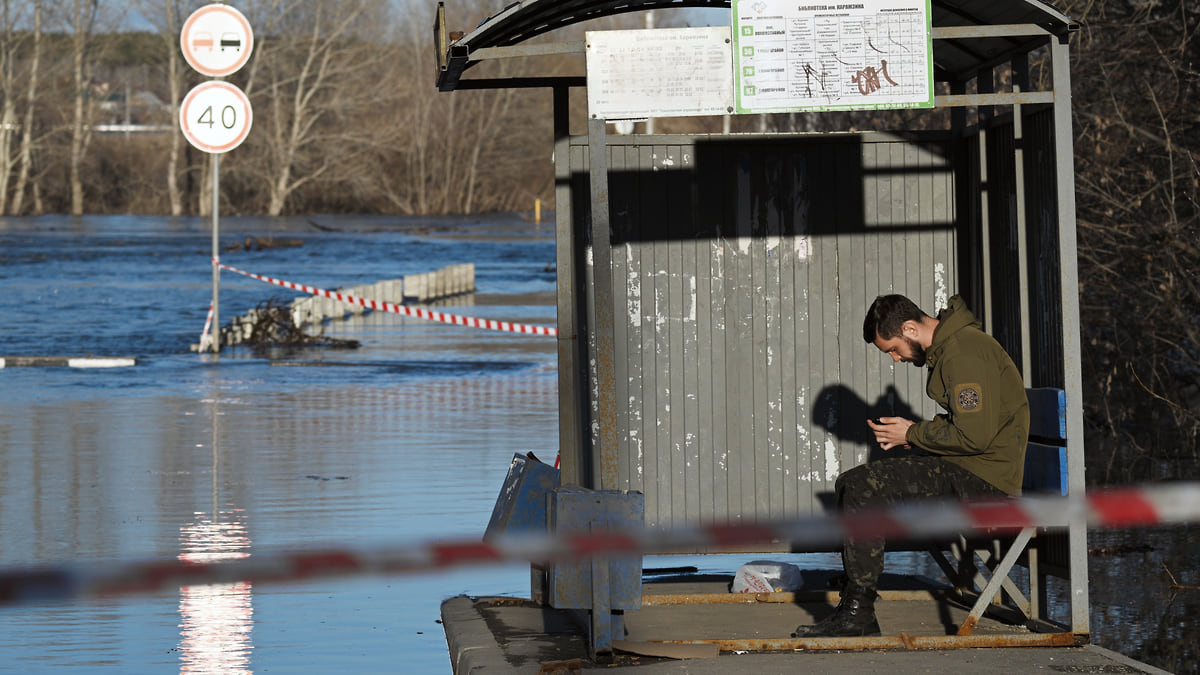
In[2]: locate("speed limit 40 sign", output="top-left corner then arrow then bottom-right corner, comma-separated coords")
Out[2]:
180,81 -> 253,154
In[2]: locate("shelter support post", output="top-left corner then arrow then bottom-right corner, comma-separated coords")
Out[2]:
545,79 -> 586,488
1051,32 -> 1089,638
1013,53 -> 1032,384
556,131 -> 588,488
973,67 -> 994,331
587,117 -> 619,490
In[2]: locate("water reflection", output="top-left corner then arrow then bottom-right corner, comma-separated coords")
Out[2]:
1087,524 -> 1200,674
178,512 -> 253,674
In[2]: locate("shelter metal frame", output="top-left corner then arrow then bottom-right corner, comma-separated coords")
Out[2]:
435,0 -> 1088,643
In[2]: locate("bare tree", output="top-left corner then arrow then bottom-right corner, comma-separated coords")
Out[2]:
1046,0 -> 1200,478
370,0 -> 561,215
132,0 -> 187,215
235,0 -> 393,216
9,0 -> 44,215
0,0 -> 22,214
66,0 -> 100,215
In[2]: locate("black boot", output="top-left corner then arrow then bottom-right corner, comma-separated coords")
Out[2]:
792,588 -> 881,638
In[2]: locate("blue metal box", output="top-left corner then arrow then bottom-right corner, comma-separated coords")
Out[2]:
547,486 -> 643,610
484,452 -> 560,540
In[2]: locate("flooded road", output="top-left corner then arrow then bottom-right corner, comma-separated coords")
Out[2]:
0,214 -> 557,672
0,215 -> 1194,673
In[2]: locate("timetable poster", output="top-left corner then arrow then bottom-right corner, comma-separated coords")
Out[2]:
733,0 -> 933,113
586,27 -> 735,120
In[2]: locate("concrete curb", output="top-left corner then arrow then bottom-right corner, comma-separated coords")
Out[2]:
441,596 -> 519,674
1082,644 -> 1173,675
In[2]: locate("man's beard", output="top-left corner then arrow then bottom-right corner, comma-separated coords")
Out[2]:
906,336 -> 927,367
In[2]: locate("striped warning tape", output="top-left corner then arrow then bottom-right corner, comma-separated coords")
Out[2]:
199,302 -> 215,351
215,261 -> 557,337
0,482 -> 1195,606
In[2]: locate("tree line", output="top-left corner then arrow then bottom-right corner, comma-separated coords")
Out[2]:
0,0 -> 1196,468
0,0 -> 564,217
1052,0 -> 1199,477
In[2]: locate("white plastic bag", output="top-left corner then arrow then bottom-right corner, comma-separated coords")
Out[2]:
731,560 -> 803,593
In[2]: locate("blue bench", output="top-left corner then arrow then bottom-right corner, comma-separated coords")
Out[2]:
1024,387 -> 1069,495
928,387 -> 1068,635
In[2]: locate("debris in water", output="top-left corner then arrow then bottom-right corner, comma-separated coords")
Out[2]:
240,298 -> 360,352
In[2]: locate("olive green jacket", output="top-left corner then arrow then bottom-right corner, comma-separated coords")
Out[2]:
905,296 -> 1030,495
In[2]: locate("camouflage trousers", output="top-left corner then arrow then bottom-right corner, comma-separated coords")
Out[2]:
834,455 -> 1006,596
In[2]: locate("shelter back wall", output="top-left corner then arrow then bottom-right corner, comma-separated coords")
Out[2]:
566,132 -> 963,537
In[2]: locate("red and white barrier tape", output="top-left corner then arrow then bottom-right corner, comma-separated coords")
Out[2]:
199,302 -> 214,351
216,261 -> 557,337
0,482 -> 1196,606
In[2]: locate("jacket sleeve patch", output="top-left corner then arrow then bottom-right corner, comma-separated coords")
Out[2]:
955,383 -> 983,413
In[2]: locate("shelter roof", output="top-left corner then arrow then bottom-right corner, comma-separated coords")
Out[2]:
436,0 -> 1077,91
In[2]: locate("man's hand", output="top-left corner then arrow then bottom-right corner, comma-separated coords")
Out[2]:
868,417 -> 914,451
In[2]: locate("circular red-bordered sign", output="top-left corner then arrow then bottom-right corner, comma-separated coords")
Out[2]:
180,4 -> 254,77
180,81 -> 253,154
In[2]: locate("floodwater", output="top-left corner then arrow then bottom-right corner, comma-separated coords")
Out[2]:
0,214 -> 558,673
0,215 -> 1194,674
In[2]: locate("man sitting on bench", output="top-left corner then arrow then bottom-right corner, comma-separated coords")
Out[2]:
794,294 -> 1030,638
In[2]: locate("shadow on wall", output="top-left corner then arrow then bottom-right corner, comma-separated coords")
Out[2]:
813,383 -> 924,465
808,383 -> 923,512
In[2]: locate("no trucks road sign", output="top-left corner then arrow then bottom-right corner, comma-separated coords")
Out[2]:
180,81 -> 253,154
181,3 -> 254,77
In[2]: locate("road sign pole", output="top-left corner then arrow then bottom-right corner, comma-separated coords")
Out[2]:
211,153 -> 220,354
181,3 -> 253,355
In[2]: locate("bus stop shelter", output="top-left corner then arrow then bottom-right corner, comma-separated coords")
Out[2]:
437,0 -> 1088,650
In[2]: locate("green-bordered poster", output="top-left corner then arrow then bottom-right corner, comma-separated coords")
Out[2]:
732,0 -> 933,113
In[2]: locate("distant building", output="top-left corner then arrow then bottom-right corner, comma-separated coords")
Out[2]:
98,87 -> 173,134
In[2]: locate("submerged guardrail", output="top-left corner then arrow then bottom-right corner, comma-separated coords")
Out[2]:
195,263 -> 492,351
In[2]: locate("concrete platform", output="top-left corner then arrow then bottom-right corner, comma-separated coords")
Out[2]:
442,579 -> 1170,674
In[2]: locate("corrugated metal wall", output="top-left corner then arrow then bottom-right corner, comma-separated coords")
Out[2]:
566,132 -> 961,535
